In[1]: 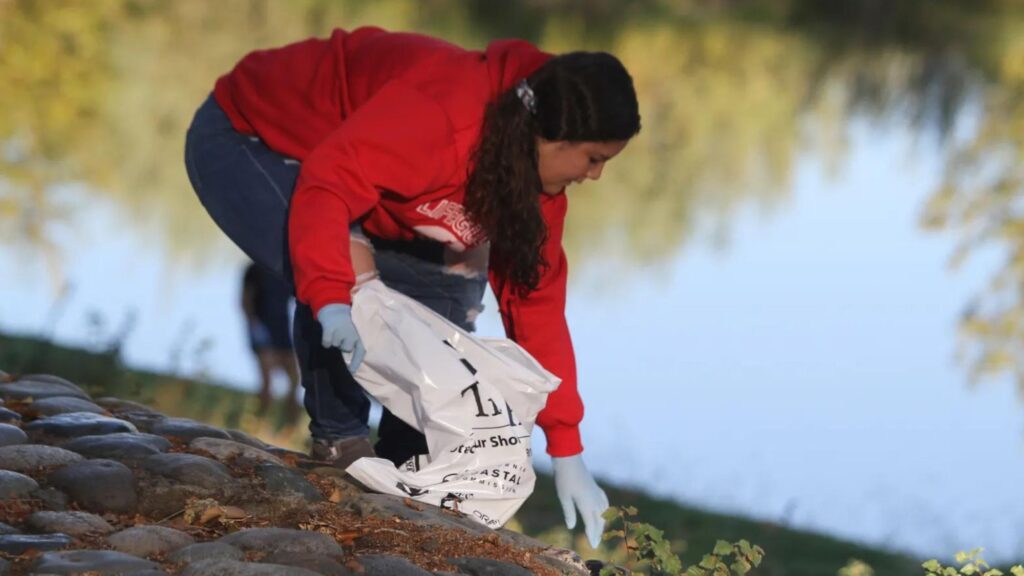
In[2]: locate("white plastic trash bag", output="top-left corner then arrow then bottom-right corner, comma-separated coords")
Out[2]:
344,278 -> 559,528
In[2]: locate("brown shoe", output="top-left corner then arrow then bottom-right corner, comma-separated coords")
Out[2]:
310,436 -> 377,470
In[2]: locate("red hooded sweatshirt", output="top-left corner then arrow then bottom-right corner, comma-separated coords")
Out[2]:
213,27 -> 583,457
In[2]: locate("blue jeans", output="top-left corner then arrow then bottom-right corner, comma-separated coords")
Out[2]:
185,95 -> 486,463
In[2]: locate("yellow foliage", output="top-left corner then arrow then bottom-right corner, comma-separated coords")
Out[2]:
5,2 -> 1024,394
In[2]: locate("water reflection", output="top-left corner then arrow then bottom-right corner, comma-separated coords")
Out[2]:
920,62 -> 1024,392
8,0 -> 991,270
6,1 -> 1024,561
3,4 -> 1024,399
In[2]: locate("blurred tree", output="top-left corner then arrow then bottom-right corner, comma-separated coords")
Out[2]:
4,0 -> 1024,394
919,18 -> 1024,395
0,0 -> 125,288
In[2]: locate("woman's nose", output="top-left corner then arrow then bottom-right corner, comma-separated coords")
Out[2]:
587,162 -> 605,181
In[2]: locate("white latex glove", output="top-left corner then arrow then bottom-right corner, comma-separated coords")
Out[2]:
552,454 -> 609,549
316,303 -> 365,373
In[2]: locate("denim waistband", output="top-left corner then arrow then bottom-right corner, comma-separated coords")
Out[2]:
367,234 -> 446,265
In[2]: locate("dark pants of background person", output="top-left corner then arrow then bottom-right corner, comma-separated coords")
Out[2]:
184,95 -> 487,465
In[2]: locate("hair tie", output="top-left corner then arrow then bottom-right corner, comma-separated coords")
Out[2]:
515,79 -> 537,115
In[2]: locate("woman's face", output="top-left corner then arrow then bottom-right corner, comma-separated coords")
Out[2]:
536,139 -> 629,194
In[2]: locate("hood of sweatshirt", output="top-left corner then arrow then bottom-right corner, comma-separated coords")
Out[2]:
484,39 -> 552,98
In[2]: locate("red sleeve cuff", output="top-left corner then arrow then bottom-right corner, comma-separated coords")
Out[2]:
305,280 -> 354,316
542,424 -> 583,457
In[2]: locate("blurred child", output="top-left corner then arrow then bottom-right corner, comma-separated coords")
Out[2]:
241,262 -> 300,420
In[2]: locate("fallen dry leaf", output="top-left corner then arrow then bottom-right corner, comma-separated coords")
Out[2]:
220,506 -> 247,519
183,498 -> 220,525
337,529 -> 362,545
198,506 -> 222,525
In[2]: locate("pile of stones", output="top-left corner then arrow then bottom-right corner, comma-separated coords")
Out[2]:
0,370 -> 591,575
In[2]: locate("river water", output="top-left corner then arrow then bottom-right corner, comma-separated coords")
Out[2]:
3,2 -> 1024,563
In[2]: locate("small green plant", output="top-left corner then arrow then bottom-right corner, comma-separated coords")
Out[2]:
600,506 -> 764,576
600,506 -> 682,575
922,548 -> 1024,576
687,539 -> 765,576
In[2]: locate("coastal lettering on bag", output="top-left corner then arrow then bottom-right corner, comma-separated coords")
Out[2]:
473,466 -> 524,485
472,509 -> 500,527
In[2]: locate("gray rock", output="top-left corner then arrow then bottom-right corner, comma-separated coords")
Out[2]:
181,558 -> 323,576
48,458 -> 137,513
420,537 -> 442,553
32,396 -> 106,416
32,549 -> 160,574
236,495 -> 311,528
107,525 -> 195,557
142,453 -> 234,489
261,551 -> 355,575
0,375 -> 90,401
217,527 -> 344,556
357,554 -> 435,576
0,557 -> 7,575
0,533 -> 73,554
226,428 -> 272,450
310,469 -> 367,505
93,397 -> 162,415
539,547 -> 590,575
0,469 -> 38,498
13,374 -> 83,387
61,432 -> 171,460
0,424 -> 27,447
169,541 -> 245,563
0,408 -> 20,424
266,446 -> 310,461
150,417 -> 231,441
256,463 -> 321,502
0,444 -> 83,472
447,557 -> 533,576
0,522 -> 19,535
347,494 -> 491,537
26,511 -> 115,536
134,480 -> 214,519
32,486 -> 69,511
189,437 -> 284,466
496,528 -> 548,550
24,411 -> 137,439
116,411 -> 168,432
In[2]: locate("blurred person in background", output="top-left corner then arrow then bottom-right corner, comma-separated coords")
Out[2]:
185,26 -> 639,547
241,262 -> 300,421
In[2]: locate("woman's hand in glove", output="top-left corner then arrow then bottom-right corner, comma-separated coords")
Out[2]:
316,303 -> 365,372
552,454 -> 609,549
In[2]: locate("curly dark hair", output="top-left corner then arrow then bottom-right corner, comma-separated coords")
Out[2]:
464,51 -> 641,296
